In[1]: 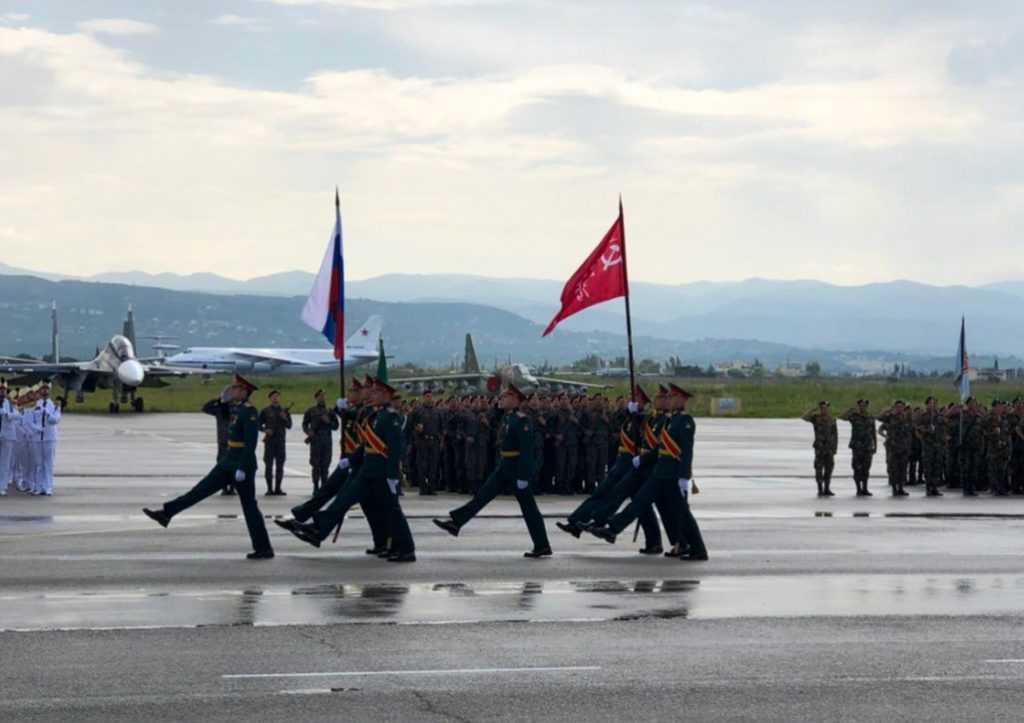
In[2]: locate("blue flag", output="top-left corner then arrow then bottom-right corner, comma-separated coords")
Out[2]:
954,317 -> 969,402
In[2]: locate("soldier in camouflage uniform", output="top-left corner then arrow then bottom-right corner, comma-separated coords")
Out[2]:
801,401 -> 838,497
984,400 -> 1012,496
914,397 -> 946,497
840,399 -> 877,496
1009,398 -> 1024,494
582,395 -> 611,495
302,389 -> 339,493
908,405 -> 923,485
463,397 -> 490,495
410,391 -> 442,495
877,401 -> 911,497
258,390 -> 292,496
960,398 -> 984,496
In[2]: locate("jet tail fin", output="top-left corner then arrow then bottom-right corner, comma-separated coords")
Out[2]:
345,315 -> 384,352
463,333 -> 481,374
123,305 -> 136,348
50,301 -> 59,363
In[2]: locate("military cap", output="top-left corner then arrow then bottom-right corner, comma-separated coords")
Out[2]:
503,383 -> 527,402
372,378 -> 398,397
856,398 -> 869,405
666,383 -> 693,400
924,396 -> 936,404
633,384 -> 652,406
267,389 -> 281,398
894,399 -> 905,405
364,374 -> 375,386
656,384 -> 669,397
993,399 -> 1001,408
233,374 -> 258,395
350,378 -> 362,391
817,400 -> 829,407
313,388 -> 325,398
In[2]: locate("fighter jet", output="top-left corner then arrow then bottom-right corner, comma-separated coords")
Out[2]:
392,334 -> 600,396
0,303 -> 192,413
162,315 -> 384,374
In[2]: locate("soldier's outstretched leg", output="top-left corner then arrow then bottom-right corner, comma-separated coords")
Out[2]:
447,468 -> 505,529
290,469 -> 371,546
287,465 -> 349,523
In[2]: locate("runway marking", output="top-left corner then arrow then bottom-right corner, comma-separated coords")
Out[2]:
985,659 -> 1024,663
225,665 -> 601,680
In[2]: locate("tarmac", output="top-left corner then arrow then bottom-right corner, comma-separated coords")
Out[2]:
4,413 -> 1024,721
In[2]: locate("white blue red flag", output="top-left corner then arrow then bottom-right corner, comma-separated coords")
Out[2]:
301,189 -> 345,359
954,316 -> 969,402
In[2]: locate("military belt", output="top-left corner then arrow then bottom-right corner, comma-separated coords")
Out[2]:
658,449 -> 681,460
227,441 -> 245,449
500,451 -> 521,458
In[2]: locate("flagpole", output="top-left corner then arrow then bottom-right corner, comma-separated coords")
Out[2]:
336,187 -> 345,399
618,196 -> 636,402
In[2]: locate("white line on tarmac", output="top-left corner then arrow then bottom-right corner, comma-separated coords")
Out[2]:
985,659 -> 1024,663
225,666 -> 601,680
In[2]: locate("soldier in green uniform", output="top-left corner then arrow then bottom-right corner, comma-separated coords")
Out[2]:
289,380 -> 415,561
801,401 -> 837,497
877,401 -> 911,497
557,385 -> 663,554
984,399 -> 1012,496
839,399 -> 877,496
302,389 -> 339,493
143,375 -> 274,559
582,395 -> 611,494
915,396 -> 946,497
409,390 -> 442,495
433,384 -> 552,558
258,389 -> 292,496
591,384 -> 707,561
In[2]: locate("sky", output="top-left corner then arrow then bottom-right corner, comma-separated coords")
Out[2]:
1,0 -> 1023,285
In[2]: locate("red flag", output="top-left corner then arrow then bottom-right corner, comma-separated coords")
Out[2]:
543,208 -> 628,337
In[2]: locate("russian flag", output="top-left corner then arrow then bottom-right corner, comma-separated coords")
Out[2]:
301,189 -> 345,360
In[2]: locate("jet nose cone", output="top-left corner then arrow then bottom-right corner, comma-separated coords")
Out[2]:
118,360 -> 145,387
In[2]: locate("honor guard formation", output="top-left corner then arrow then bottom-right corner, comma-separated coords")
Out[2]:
803,396 -> 1024,498
139,374 -> 709,562
0,383 -> 62,497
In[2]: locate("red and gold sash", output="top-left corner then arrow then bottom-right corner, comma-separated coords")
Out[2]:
641,418 -> 659,450
658,425 -> 682,460
618,423 -> 638,455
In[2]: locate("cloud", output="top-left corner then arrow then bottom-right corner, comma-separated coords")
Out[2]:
256,0 -> 499,9
0,13 -> 30,23
77,18 -> 159,36
212,14 -> 268,31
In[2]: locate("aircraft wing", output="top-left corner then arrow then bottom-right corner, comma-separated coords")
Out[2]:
0,360 -> 92,387
533,376 -> 607,390
390,373 -> 486,386
142,364 -> 198,378
221,350 -> 326,368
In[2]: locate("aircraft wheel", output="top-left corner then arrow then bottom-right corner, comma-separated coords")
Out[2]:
109,402 -> 120,414
133,397 -> 144,413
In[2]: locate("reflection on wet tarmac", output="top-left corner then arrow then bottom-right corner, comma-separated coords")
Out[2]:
6,574 -> 1024,632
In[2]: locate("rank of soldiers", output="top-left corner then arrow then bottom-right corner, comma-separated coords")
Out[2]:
802,397 -> 1024,497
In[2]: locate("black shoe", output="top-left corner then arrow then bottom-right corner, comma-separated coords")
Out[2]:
221,488 -> 236,496
274,518 -> 298,532
246,549 -> 275,560
432,518 -> 460,537
556,521 -> 582,539
664,544 -> 686,558
894,490 -> 909,497
964,491 -> 978,496
142,507 -> 170,528
290,522 -> 322,548
275,489 -> 287,496
365,545 -> 388,555
863,490 -> 873,497
419,490 -> 438,496
824,489 -> 835,497
639,545 -> 664,555
387,551 -> 417,562
590,525 -> 616,544
377,548 -> 393,558
524,547 -> 552,558
681,552 -> 709,561
264,490 -> 274,497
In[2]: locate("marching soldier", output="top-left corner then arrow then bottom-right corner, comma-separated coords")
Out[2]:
433,384 -> 552,558
143,376 -> 274,559
915,396 -> 946,497
410,390 -> 442,495
839,399 -> 877,496
302,388 -> 339,493
258,389 -> 292,496
591,384 -> 707,561
202,384 -> 235,495
877,401 -> 911,496
801,401 -> 837,497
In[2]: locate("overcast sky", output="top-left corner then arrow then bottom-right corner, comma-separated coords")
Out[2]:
2,1 -> 1023,285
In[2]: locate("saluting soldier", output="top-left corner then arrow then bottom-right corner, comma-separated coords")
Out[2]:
144,376 -> 274,559
202,384 -> 235,495
839,399 -> 877,497
433,384 -> 552,558
801,401 -> 838,497
915,396 -> 946,497
258,389 -> 292,496
302,388 -> 339,493
877,401 -> 911,497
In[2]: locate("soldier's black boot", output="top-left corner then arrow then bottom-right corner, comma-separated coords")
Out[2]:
823,480 -> 835,497
816,479 -> 823,497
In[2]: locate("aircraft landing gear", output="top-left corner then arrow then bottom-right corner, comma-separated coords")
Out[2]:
109,402 -> 120,414
133,397 -> 144,413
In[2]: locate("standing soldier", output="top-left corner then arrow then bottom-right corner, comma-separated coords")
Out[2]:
877,401 -> 911,497
0,385 -> 20,495
29,384 -> 61,496
914,396 -> 946,497
433,384 -> 552,558
302,388 -> 339,493
258,390 -> 292,496
839,399 -> 877,497
1009,398 -> 1024,494
143,377 -> 274,559
462,398 -> 489,495
583,395 -> 611,495
801,401 -> 838,497
410,390 -> 442,495
984,400 -> 1012,496
202,384 -> 235,495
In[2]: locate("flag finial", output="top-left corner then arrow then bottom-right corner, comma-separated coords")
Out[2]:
335,186 -> 339,208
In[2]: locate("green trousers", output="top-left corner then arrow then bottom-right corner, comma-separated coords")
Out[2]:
450,461 -> 550,551
164,463 -> 271,553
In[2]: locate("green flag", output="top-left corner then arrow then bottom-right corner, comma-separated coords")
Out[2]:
376,337 -> 388,382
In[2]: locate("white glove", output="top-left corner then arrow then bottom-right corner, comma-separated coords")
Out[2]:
678,478 -> 691,496
336,397 -> 347,411
627,401 -> 639,413
632,456 -> 641,469
234,469 -> 246,482
516,479 -> 530,490
387,478 -> 399,494
337,457 -> 351,471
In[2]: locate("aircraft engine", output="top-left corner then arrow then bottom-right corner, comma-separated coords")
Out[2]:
117,359 -> 145,387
